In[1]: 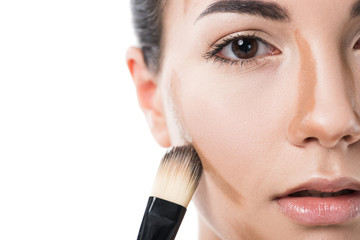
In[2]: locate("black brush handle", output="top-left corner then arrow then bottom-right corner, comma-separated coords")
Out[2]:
137,197 -> 187,240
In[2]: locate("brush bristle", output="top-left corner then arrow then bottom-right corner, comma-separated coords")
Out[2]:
151,144 -> 203,208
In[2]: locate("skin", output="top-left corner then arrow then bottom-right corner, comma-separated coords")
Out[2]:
127,0 -> 360,239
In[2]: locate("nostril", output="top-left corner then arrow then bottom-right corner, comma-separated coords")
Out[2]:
304,137 -> 317,143
302,134 -> 359,147
343,135 -> 352,142
342,134 -> 360,146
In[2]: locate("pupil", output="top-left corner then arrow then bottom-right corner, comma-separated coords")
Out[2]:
232,37 -> 258,59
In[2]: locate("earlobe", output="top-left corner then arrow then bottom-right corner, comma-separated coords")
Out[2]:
126,47 -> 171,147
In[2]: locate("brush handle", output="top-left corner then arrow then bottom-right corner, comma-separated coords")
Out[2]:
137,197 -> 186,240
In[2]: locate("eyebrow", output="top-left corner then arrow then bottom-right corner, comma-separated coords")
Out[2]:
196,0 -> 291,23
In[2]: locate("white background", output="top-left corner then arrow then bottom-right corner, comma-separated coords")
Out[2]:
0,1 -> 198,239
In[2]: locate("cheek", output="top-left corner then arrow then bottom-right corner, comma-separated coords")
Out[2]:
168,60 -> 295,236
182,82 -> 268,210
173,67 -> 295,234
180,71 -> 287,188
178,72 -> 279,235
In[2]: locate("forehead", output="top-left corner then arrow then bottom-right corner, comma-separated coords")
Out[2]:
176,0 -> 360,20
182,0 -> 209,14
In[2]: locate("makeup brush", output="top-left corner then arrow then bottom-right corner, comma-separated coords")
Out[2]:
137,144 -> 203,240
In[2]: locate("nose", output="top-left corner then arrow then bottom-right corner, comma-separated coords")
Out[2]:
287,34 -> 360,149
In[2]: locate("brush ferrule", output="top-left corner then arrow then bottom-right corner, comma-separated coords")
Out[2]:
137,197 -> 187,240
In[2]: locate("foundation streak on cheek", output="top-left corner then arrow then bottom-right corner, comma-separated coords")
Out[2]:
193,142 -> 244,206
166,70 -> 192,144
288,31 -> 317,137
168,70 -> 243,206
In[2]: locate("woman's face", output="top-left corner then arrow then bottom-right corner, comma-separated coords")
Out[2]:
157,0 -> 360,239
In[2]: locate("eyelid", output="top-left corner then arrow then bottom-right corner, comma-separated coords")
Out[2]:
208,31 -> 277,51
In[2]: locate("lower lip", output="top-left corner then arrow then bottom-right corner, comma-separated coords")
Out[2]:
275,192 -> 360,225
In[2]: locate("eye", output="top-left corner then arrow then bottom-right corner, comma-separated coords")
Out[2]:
204,34 -> 281,65
218,36 -> 280,61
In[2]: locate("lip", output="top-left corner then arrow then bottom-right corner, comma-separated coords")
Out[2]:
273,177 -> 360,226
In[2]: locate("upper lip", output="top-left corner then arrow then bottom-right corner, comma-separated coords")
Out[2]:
273,177 -> 360,200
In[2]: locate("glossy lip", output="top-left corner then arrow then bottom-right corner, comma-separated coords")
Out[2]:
273,177 -> 360,226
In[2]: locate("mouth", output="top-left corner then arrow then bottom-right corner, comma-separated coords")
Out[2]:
287,189 -> 356,198
273,178 -> 360,226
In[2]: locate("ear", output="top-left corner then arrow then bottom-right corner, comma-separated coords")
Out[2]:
126,47 -> 171,147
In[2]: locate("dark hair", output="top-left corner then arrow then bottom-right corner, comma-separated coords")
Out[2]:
130,0 -> 165,72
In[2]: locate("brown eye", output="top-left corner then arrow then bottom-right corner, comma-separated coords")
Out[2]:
217,35 -> 280,61
231,37 -> 258,59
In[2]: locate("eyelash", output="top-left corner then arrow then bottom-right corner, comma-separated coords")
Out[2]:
203,33 -> 360,68
204,33 -> 275,66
